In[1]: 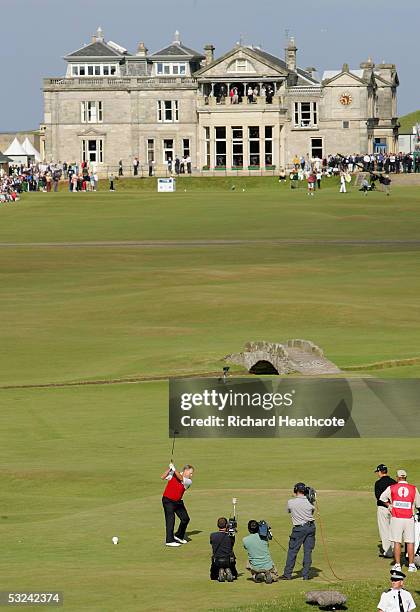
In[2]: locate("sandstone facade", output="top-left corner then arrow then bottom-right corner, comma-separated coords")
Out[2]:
42,29 -> 399,174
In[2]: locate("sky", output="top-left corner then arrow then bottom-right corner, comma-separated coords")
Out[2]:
0,0 -> 419,131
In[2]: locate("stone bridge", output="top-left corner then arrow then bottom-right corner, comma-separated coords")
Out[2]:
225,339 -> 340,376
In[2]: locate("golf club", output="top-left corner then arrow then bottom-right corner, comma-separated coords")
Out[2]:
170,429 -> 179,464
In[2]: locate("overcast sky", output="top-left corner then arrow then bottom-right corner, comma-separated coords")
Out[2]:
0,0 -> 418,131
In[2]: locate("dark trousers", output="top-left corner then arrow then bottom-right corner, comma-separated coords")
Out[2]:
283,522 -> 315,579
162,496 -> 190,543
210,556 -> 238,580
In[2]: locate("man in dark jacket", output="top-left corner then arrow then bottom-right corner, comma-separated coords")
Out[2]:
375,464 -> 396,558
210,517 -> 238,582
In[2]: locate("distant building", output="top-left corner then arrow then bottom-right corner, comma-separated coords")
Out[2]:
42,28 -> 400,172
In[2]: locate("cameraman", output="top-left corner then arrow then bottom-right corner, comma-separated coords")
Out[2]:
210,517 -> 238,582
243,520 -> 279,583
280,483 -> 316,581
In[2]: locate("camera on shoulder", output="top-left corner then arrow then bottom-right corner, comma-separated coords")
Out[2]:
294,482 -> 317,504
227,517 -> 237,537
258,520 -> 272,541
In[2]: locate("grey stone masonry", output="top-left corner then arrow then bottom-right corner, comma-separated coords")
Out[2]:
225,340 -> 340,375
42,28 -> 400,173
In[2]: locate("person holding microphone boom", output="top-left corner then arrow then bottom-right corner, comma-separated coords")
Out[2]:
161,463 -> 194,547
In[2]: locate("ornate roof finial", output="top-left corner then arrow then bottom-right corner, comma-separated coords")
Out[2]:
96,26 -> 104,42
173,30 -> 181,44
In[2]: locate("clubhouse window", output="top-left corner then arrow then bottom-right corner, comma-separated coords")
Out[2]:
183,138 -> 190,157
147,139 -> 155,162
71,64 -> 117,77
82,139 -> 103,163
227,59 -> 255,73
80,101 -> 103,123
248,126 -> 260,167
264,126 -> 273,166
215,127 -> 226,167
157,100 -> 179,123
294,102 -> 317,128
163,139 -> 174,162
311,137 -> 323,159
232,126 -> 243,167
204,127 -> 211,168
156,62 -> 187,76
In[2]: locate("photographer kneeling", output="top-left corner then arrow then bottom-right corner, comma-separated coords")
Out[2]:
210,517 -> 238,582
280,483 -> 316,581
243,520 -> 279,583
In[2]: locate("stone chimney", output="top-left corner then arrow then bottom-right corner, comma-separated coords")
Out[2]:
374,61 -> 396,81
204,44 -> 215,66
96,26 -> 104,42
304,66 -> 317,78
360,56 -> 375,70
285,37 -> 297,72
136,41 -> 148,57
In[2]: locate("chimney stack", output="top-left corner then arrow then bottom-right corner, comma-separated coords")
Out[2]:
285,37 -> 297,72
136,42 -> 148,57
204,44 -> 215,66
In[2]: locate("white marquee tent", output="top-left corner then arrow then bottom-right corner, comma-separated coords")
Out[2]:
22,137 -> 41,162
4,137 -> 30,164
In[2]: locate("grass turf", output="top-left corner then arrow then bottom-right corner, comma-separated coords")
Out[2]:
0,180 -> 420,610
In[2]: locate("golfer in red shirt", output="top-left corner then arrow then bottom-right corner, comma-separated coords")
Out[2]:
161,463 -> 194,547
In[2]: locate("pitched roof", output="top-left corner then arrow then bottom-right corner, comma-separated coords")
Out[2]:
249,47 -> 288,72
151,41 -> 204,59
323,68 -> 364,81
195,45 -> 290,77
4,137 -> 27,156
67,40 -> 125,58
22,138 -> 41,161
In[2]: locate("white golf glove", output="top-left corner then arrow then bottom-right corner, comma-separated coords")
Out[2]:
169,463 -> 176,472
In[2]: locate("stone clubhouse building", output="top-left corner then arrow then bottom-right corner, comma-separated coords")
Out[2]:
42,28 -> 399,173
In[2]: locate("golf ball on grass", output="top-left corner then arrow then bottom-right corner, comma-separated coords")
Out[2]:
112,536 -> 119,545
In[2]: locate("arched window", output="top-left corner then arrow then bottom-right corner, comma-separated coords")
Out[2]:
227,58 -> 256,73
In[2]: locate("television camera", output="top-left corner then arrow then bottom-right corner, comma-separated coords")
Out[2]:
294,482 -> 317,505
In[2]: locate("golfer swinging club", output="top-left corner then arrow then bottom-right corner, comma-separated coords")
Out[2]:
161,462 -> 194,547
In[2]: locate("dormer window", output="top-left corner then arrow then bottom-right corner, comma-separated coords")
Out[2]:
227,59 -> 256,73
156,62 -> 187,76
71,64 -> 117,77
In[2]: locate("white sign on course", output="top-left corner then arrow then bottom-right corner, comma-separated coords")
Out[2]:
157,178 -> 176,192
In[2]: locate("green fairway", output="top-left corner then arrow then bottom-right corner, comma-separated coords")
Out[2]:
1,383 -> 418,612
0,181 -> 419,611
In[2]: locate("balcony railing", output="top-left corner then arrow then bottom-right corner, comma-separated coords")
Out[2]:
196,95 -> 285,110
44,77 -> 198,89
